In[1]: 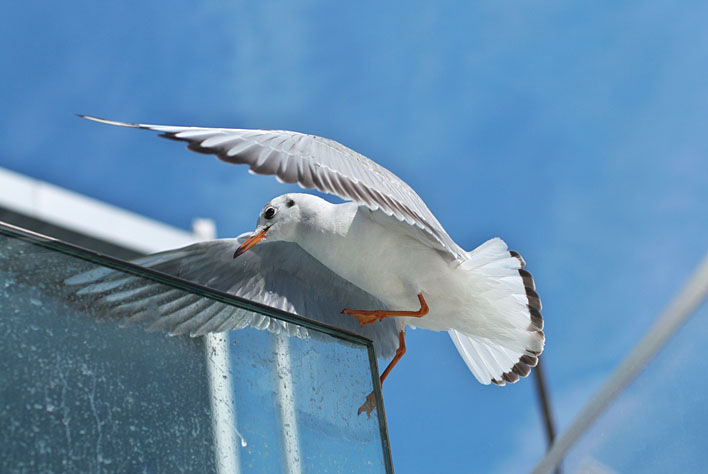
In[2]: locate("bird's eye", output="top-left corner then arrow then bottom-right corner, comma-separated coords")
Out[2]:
264,207 -> 277,219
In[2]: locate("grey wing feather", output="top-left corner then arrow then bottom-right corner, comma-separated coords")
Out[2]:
65,236 -> 400,359
79,115 -> 464,261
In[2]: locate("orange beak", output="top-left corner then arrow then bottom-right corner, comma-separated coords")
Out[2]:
233,227 -> 269,258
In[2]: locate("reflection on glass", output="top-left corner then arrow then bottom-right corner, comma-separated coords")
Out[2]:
0,226 -> 392,473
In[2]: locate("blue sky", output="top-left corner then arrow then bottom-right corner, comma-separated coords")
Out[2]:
3,1 -> 708,472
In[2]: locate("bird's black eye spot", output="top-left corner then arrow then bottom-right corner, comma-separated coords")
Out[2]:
264,207 -> 276,219
286,199 -> 295,208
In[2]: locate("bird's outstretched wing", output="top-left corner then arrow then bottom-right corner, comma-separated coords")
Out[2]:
79,115 -> 465,261
64,234 -> 400,359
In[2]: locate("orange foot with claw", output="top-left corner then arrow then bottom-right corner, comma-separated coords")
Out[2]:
341,293 -> 429,326
358,392 -> 378,417
357,330 -> 409,417
340,308 -> 389,326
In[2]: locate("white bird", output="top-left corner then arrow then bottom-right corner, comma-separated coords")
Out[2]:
76,115 -> 545,415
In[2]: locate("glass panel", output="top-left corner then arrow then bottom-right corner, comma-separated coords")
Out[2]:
559,302 -> 708,473
0,224 -> 392,473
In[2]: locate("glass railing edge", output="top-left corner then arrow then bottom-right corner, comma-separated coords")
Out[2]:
0,221 -> 373,349
367,345 -> 395,474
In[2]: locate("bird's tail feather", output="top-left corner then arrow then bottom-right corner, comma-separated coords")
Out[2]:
451,237 -> 544,385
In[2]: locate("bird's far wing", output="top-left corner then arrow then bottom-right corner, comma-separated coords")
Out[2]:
64,235 -> 400,359
79,115 -> 465,261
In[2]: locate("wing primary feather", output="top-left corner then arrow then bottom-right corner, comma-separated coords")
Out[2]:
79,115 -> 464,259
191,306 -> 236,336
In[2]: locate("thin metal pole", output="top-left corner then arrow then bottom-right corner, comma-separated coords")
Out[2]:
533,358 -> 561,474
534,359 -> 557,445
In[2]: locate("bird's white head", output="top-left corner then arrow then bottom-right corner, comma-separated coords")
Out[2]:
233,193 -> 322,258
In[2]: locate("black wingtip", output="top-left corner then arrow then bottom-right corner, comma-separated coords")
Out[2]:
76,115 -> 142,129
76,113 -> 105,122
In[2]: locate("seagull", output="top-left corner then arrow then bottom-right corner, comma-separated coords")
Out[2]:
77,115 -> 545,415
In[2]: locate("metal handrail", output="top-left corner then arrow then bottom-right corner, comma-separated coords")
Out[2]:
532,252 -> 708,474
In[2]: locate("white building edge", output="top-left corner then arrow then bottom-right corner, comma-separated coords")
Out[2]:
0,165 -> 212,256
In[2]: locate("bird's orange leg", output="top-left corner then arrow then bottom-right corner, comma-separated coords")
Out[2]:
358,330 -> 407,417
342,293 -> 429,326
380,330 -> 406,385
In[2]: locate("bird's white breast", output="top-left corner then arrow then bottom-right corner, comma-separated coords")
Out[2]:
294,202 -> 456,316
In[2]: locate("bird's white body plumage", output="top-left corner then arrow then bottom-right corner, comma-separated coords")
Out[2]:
75,115 -> 545,386
274,194 -> 544,384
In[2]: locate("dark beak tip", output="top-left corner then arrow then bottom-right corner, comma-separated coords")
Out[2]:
233,246 -> 248,259
233,227 -> 268,259
234,227 -> 270,258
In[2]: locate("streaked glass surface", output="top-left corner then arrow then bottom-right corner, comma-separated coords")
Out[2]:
0,224 -> 392,473
559,302 -> 708,474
